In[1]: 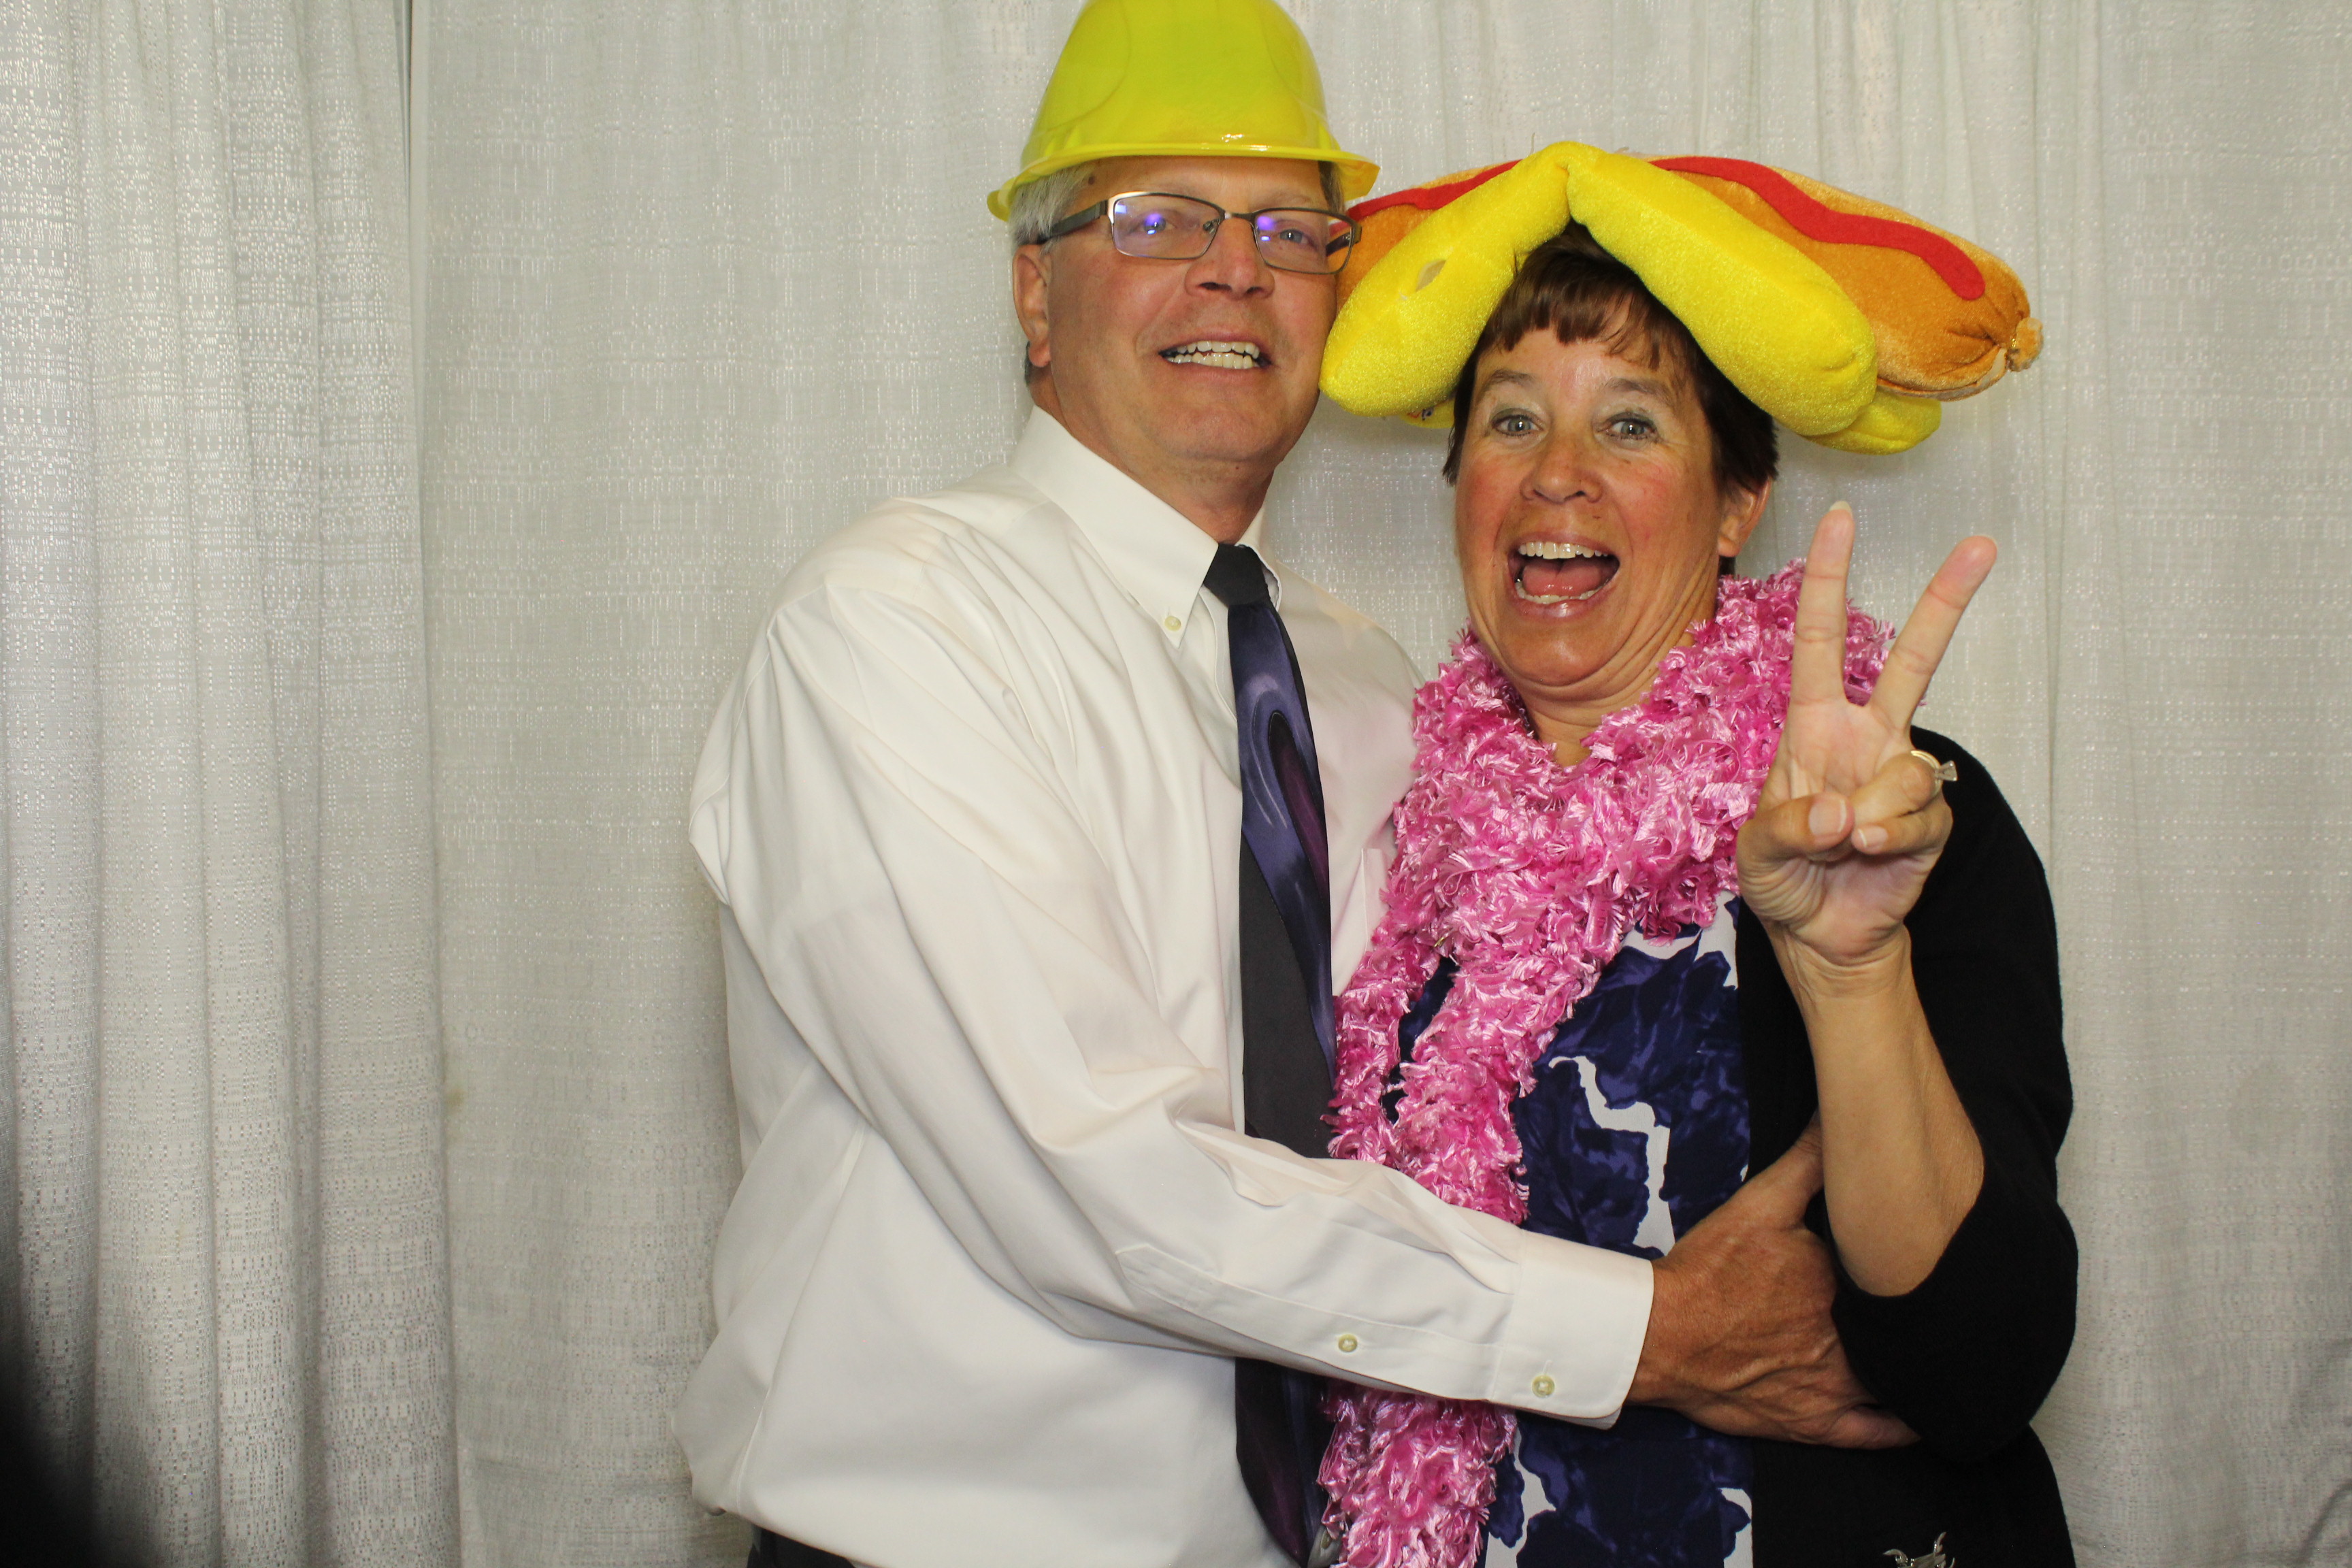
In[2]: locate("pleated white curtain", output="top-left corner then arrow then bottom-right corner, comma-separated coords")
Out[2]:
0,0 -> 451,1562
420,3 -> 2352,1565
9,0 -> 2347,1565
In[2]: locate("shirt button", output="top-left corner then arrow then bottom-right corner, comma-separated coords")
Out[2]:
1163,615 -> 1182,632
1335,1333 -> 1358,1354
1531,1374 -> 1556,1396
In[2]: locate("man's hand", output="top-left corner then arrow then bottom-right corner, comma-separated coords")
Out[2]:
1626,1122 -> 1916,1448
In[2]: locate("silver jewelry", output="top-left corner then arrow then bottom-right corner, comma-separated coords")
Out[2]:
1910,748 -> 1959,787
1884,1533 -> 1954,1568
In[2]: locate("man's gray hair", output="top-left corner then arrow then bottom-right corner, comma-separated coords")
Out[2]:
1009,164 -> 1100,249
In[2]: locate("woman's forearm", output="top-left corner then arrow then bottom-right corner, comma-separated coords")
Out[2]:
1770,928 -> 1983,1296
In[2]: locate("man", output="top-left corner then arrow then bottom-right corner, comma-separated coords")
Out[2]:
679,3 -> 1901,1565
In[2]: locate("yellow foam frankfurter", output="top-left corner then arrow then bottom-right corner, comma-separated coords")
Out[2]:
1323,142 -> 2037,455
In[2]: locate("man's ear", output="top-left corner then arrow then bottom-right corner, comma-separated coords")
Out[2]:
1718,476 -> 1771,559
1012,244 -> 1052,372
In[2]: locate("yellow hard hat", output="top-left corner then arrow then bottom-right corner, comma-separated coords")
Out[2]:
987,0 -> 1378,220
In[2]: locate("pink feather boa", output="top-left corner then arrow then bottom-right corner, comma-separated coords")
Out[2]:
1316,564 -> 1886,1568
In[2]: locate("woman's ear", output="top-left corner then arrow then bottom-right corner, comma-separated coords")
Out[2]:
1718,476 -> 1771,559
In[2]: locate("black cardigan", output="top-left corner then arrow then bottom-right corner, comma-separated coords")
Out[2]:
1738,728 -> 2077,1567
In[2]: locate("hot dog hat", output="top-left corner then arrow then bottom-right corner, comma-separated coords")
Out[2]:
1320,142 -> 2041,453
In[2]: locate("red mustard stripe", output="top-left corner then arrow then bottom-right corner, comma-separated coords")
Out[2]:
1347,159 -> 1519,223
1652,156 -> 1984,301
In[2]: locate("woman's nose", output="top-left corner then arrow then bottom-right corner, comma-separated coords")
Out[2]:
1526,434 -> 1599,504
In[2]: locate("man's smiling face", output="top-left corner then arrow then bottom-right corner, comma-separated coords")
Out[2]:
1014,156 -> 1338,521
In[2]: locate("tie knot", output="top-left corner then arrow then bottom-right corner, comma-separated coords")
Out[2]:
1204,542 -> 1272,608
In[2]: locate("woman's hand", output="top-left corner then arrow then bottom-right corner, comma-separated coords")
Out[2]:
1737,504 -> 1997,979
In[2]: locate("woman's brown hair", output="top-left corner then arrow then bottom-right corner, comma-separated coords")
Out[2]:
1441,225 -> 1779,507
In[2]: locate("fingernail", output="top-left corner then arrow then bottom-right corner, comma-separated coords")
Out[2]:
1808,797 -> 1843,838
1855,825 -> 1887,853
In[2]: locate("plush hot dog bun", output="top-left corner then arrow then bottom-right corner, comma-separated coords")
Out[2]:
1325,143 -> 2040,455
1651,157 -> 2041,399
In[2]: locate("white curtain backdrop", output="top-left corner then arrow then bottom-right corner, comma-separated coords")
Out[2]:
0,0 -> 451,1563
416,1 -> 2352,1564
415,1 -> 2352,1563
5,0 -> 2346,1564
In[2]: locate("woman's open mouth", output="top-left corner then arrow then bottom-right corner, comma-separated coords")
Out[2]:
1512,540 -> 1618,605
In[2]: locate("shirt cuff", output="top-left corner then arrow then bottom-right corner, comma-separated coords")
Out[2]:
1489,1234 -> 1654,1422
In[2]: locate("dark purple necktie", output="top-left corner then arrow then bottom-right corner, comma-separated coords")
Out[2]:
1205,542 -> 1336,1567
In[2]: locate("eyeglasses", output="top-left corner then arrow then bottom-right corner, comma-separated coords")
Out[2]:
1042,191 -> 1360,276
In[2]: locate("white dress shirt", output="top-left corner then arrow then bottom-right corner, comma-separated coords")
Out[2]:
680,410 -> 1653,1568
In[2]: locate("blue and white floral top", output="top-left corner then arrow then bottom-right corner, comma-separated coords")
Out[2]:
1397,894 -> 1754,1568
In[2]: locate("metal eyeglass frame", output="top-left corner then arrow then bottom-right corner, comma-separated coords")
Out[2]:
1040,191 -> 1360,275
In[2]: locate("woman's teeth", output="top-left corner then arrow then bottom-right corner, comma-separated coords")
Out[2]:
1512,541 -> 1618,604
1162,340 -> 1264,370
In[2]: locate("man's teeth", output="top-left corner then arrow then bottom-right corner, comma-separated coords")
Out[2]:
1162,340 -> 1264,369
1516,541 -> 1610,559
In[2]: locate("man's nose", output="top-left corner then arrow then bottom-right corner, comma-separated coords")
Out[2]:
1188,214 -> 1275,294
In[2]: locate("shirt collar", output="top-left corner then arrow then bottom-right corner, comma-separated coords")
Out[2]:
1011,409 -> 1275,646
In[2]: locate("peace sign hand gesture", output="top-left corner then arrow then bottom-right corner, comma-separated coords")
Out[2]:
1736,505 -> 1998,979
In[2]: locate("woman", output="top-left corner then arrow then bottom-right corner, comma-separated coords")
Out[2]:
1316,226 -> 2075,1568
